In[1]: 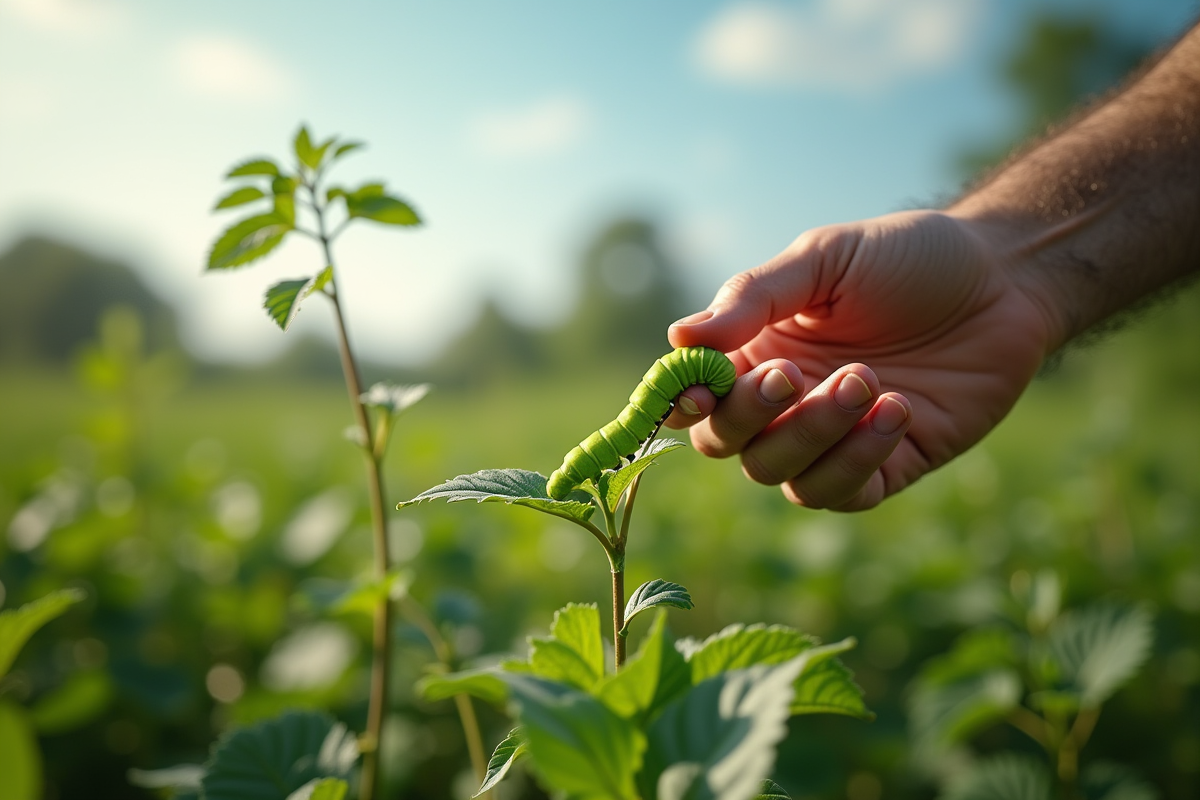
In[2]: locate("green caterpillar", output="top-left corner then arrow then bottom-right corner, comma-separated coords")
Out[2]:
546,346 -> 736,500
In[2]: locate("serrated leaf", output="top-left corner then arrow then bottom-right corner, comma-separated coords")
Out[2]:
207,213 -> 292,270
397,469 -> 596,526
227,159 -> 279,178
622,580 -> 693,634
641,656 -> 809,800
940,754 -> 1053,800
200,711 -> 357,800
0,701 -> 41,800
476,728 -> 526,796
529,638 -> 601,692
0,588 -> 86,678
418,668 -> 508,706
360,382 -> 430,415
214,186 -> 266,210
909,669 -> 1022,747
549,603 -> 604,684
757,779 -> 791,800
288,777 -> 348,800
503,674 -> 645,800
1080,762 -> 1158,800
1047,603 -> 1153,706
264,279 -> 311,331
598,612 -> 690,720
597,439 -> 686,510
29,669 -> 113,734
687,623 -> 819,683
790,647 -> 872,719
309,265 -> 333,294
347,193 -> 421,226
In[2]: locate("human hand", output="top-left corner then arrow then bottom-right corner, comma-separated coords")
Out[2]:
666,209 -> 1054,511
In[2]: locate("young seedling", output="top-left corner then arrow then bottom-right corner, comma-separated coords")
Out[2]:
398,350 -> 875,799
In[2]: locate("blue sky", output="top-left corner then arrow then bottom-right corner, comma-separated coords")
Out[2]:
1,0 -> 1195,365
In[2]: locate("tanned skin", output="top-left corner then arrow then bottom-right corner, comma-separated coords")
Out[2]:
665,22 -> 1200,512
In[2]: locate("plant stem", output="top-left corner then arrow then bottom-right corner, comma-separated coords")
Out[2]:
1058,707 -> 1100,784
1006,706 -> 1052,750
612,567 -> 626,670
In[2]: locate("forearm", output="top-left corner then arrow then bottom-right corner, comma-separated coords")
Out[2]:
950,22 -> 1200,352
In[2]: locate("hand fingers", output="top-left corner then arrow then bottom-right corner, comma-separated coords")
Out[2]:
736,364 -> 881,484
781,392 -> 912,511
666,226 -> 856,353
664,384 -> 717,429
688,360 -> 805,458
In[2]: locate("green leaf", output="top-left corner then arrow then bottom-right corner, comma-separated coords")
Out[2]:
476,728 -> 526,796
550,603 -> 604,683
909,669 -> 1022,747
214,186 -> 266,210
622,580 -> 693,634
274,192 -> 296,225
201,710 -> 358,800
289,777 -> 348,800
207,213 -> 292,270
503,674 -> 645,800
332,142 -> 363,160
1079,762 -> 1158,800
1046,602 -> 1153,706
0,701 -> 41,800
0,588 -> 85,679
918,628 -> 1021,685
397,469 -> 596,526
272,175 -> 299,196
529,638 -> 602,692
757,779 -> 791,800
126,764 -> 206,791
597,438 -> 686,510
263,269 -> 333,332
940,754 -> 1053,800
325,187 -> 347,204
360,382 -> 430,415
640,655 -> 810,800
29,669 -> 113,734
598,611 -> 690,720
227,159 -> 280,178
687,623 -> 818,683
790,644 -> 873,719
294,126 -> 320,170
347,194 -> 421,226
418,668 -> 508,706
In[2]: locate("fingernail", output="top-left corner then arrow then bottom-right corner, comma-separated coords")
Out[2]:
758,369 -> 796,404
671,309 -> 714,327
834,372 -> 872,411
870,397 -> 909,435
677,396 -> 701,415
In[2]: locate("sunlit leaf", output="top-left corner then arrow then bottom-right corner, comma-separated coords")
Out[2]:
940,754 -> 1053,800
503,674 -> 644,800
418,668 -> 508,707
274,192 -> 296,225
309,265 -> 333,294
0,701 -> 41,800
640,656 -> 809,800
360,382 -> 430,415
346,193 -> 421,226
597,439 -> 686,510
29,669 -> 113,734
622,579 -> 693,634
757,779 -> 791,800
333,142 -> 363,160
790,644 -> 872,720
214,186 -> 266,210
687,623 -> 818,683
598,612 -> 689,720
294,126 -> 321,170
207,213 -> 292,270
549,603 -> 604,684
1046,602 -> 1153,706
397,469 -> 596,526
263,279 -> 312,332
287,777 -> 348,800
227,159 -> 280,178
201,711 -> 357,800
529,638 -> 601,692
0,588 -> 86,679
476,728 -> 526,796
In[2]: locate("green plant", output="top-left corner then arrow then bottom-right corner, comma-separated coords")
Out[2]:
0,588 -> 86,800
909,570 -> 1156,800
398,372 -> 874,799
168,125 -> 486,799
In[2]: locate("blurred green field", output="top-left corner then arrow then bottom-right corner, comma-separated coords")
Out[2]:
2,281 -> 1199,799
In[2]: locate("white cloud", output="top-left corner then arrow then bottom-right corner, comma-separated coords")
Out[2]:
693,0 -> 984,92
467,95 -> 591,158
171,35 -> 293,102
0,0 -> 129,39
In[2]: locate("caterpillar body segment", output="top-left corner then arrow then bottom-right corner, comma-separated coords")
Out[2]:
546,346 -> 736,500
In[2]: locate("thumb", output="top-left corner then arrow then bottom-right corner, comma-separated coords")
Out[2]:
667,238 -> 830,352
